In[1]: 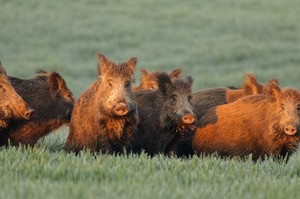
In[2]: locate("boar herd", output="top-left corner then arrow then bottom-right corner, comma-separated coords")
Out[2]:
1,53 -> 300,161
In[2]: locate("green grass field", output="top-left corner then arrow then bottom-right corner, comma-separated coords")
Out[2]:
1,0 -> 300,198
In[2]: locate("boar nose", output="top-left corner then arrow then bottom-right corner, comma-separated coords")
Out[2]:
181,113 -> 195,125
285,125 -> 297,135
114,103 -> 128,116
24,109 -> 34,120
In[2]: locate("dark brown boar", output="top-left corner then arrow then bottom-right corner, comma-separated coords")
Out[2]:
192,73 -> 278,121
0,70 -> 74,146
0,63 -> 33,129
130,73 -> 196,156
192,81 -> 300,160
132,68 -> 181,91
64,53 -> 138,154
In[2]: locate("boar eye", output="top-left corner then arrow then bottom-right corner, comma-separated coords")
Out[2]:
66,93 -> 72,98
188,95 -> 192,102
171,95 -> 177,101
150,84 -> 156,89
107,80 -> 113,87
125,81 -> 131,88
297,104 -> 300,111
281,103 -> 286,110
0,84 -> 5,91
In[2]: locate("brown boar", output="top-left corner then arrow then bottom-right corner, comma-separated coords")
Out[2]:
130,73 -> 196,156
64,53 -> 138,154
192,73 -> 278,121
0,70 -> 74,146
192,81 -> 300,160
0,63 -> 33,129
132,68 -> 181,91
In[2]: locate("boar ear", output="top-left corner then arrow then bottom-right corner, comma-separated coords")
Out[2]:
169,68 -> 181,79
185,76 -> 193,92
140,69 -> 149,77
186,76 -> 193,85
97,53 -> 111,76
268,79 -> 279,86
157,72 -> 173,94
36,70 -> 48,75
242,73 -> 261,95
49,72 -> 66,95
0,61 -> 6,75
126,57 -> 137,75
266,81 -> 281,102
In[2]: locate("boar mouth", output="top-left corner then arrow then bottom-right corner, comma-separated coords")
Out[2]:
66,109 -> 73,120
63,104 -> 74,121
0,119 -> 8,128
2,106 -> 12,118
294,126 -> 300,136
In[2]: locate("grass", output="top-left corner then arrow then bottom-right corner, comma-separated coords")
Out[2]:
1,146 -> 300,199
1,0 -> 300,198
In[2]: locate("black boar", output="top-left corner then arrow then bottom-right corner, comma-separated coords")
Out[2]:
130,73 -> 196,156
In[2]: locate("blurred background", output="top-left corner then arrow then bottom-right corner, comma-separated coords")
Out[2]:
1,0 -> 300,98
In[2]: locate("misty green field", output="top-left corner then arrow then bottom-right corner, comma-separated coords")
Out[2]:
1,0 -> 300,198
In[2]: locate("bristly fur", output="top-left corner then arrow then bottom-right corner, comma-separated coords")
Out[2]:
130,73 -> 196,156
0,64 -> 32,132
0,71 -> 74,146
65,53 -> 138,154
133,68 -> 181,91
193,82 -> 300,161
192,73 -> 278,122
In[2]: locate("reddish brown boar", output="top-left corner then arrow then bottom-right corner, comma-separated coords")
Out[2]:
132,68 -> 181,91
0,70 -> 74,146
0,63 -> 33,129
192,73 -> 278,121
192,82 -> 300,160
130,73 -> 196,156
64,53 -> 138,154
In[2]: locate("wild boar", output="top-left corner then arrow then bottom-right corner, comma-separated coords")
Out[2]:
0,70 -> 74,146
133,68 -> 181,91
192,73 -> 278,121
65,53 -> 138,154
192,81 -> 300,160
130,73 -> 196,156
0,63 -> 33,130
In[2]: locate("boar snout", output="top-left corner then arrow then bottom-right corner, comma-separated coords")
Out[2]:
65,104 -> 74,120
114,102 -> 128,116
285,125 -> 297,135
181,113 -> 195,125
23,109 -> 34,120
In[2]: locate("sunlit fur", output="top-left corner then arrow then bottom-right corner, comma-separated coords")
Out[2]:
192,73 -> 279,121
0,63 -> 32,130
65,53 -> 138,154
0,71 -> 74,146
192,82 -> 300,161
133,68 -> 181,91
